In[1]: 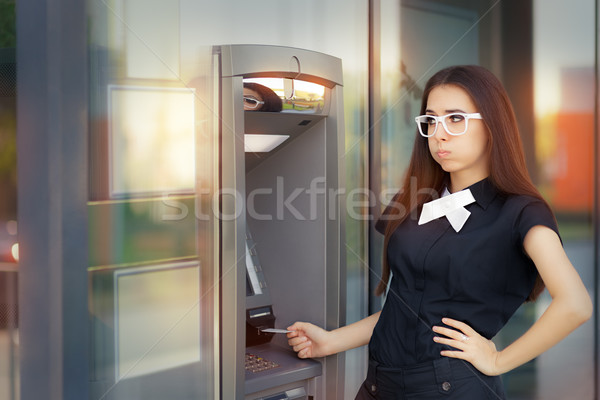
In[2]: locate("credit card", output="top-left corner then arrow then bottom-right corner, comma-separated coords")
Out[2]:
261,328 -> 292,334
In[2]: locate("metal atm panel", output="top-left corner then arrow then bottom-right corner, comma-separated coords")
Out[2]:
217,44 -> 345,400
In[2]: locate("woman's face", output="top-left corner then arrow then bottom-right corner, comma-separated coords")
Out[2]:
425,84 -> 490,186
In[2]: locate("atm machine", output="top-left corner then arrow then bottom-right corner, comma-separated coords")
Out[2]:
217,45 -> 346,400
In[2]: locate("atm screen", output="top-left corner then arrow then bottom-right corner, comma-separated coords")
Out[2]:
245,241 -> 263,296
243,78 -> 325,114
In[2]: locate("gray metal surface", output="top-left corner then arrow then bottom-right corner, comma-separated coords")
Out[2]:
17,0 -> 89,398
219,71 -> 248,400
223,44 -> 343,88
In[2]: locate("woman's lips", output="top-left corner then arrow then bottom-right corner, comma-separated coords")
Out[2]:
437,150 -> 450,158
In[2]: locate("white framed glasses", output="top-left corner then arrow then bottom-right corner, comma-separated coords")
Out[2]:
243,96 -> 265,109
414,112 -> 482,137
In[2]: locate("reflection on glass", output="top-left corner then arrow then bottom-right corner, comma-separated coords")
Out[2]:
114,262 -> 200,379
88,0 -> 218,395
123,0 -> 180,80
537,67 -> 594,214
243,82 -> 282,112
0,44 -> 18,400
380,2 -> 479,197
10,243 -> 18,262
0,221 -> 18,263
244,78 -> 326,113
108,86 -> 196,198
531,1 -> 595,398
88,198 -> 197,268
0,47 -> 18,264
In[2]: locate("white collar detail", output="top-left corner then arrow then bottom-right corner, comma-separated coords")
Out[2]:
418,188 -> 476,232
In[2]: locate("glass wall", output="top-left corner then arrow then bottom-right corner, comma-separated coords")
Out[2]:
374,1 -> 597,399
87,1 -> 218,398
0,0 -> 18,398
531,0 -> 596,398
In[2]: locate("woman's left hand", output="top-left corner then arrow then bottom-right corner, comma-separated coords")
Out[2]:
432,317 -> 501,376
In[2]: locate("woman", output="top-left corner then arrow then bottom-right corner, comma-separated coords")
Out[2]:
286,65 -> 592,399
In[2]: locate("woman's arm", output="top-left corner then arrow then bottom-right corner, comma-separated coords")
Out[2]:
287,311 -> 381,358
433,225 -> 592,375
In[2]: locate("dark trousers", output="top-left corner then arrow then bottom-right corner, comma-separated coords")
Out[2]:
355,357 -> 506,400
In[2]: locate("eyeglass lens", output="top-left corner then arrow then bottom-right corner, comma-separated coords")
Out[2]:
244,97 -> 260,108
418,114 -> 469,136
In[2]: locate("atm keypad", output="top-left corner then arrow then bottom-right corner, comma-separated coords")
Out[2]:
245,353 -> 280,373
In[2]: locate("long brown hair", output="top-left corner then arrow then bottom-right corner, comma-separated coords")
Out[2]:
376,65 -> 549,301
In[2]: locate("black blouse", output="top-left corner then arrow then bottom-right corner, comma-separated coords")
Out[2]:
370,178 -> 559,367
